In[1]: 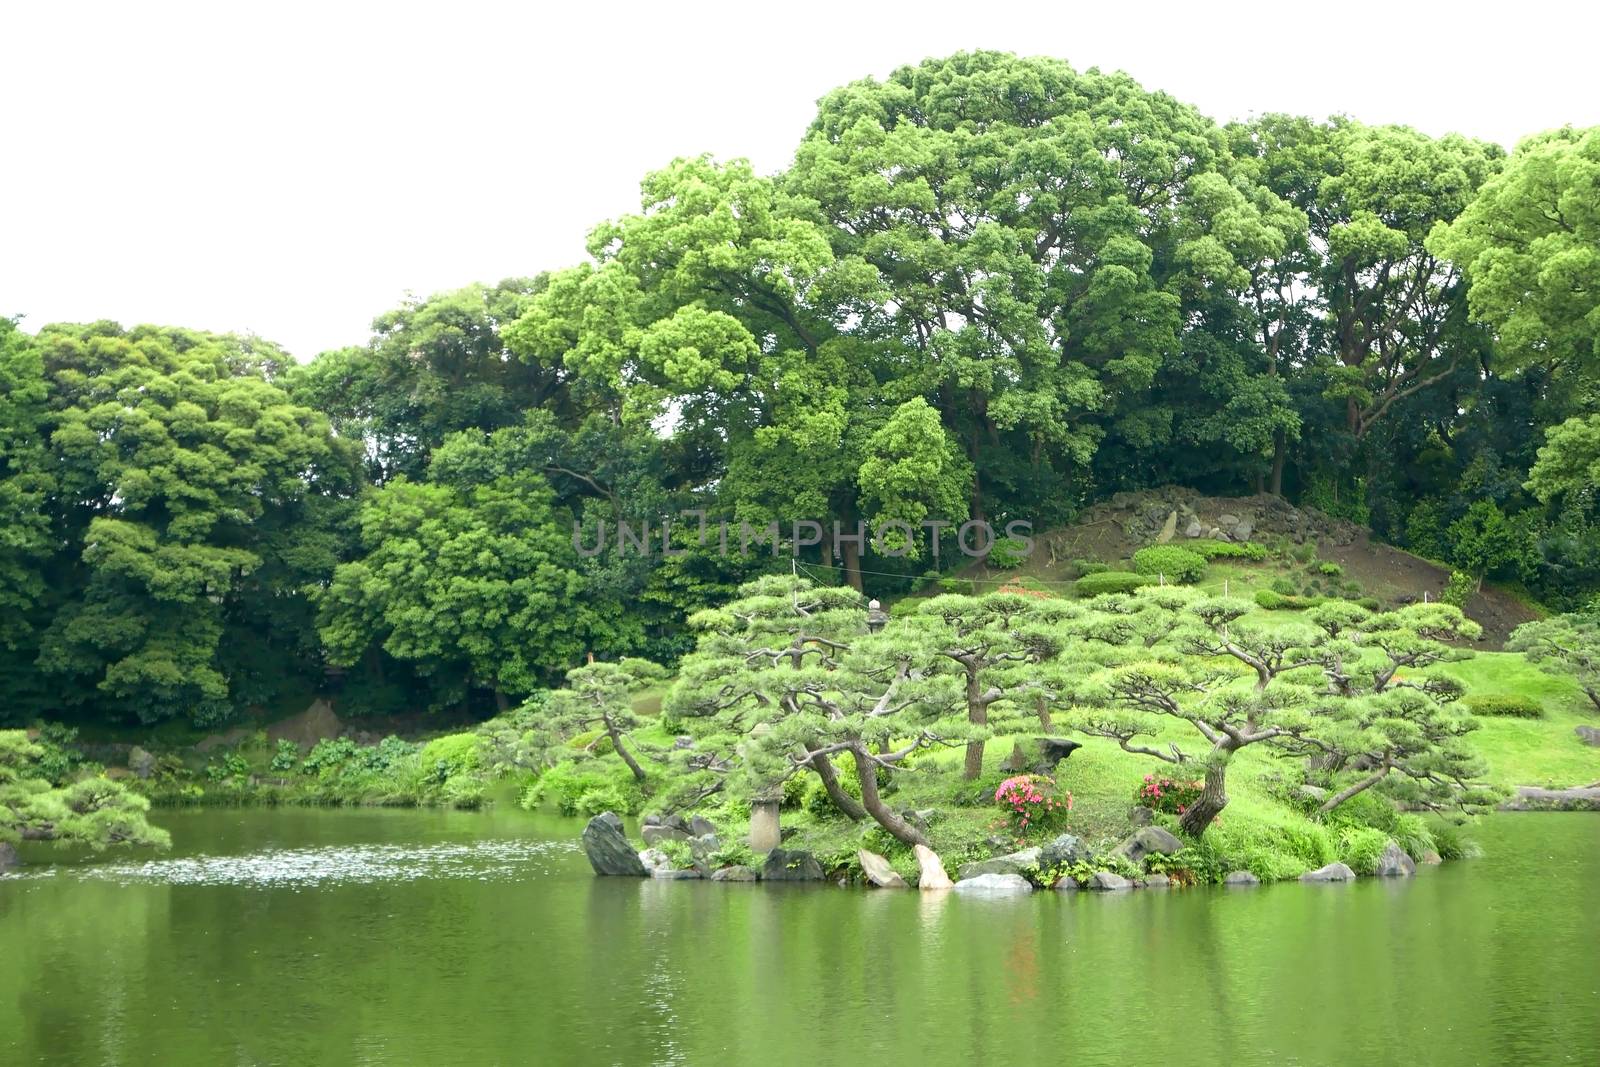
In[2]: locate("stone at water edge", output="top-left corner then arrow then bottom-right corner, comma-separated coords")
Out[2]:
1142,874 -> 1171,888
127,746 -> 156,779
954,873 -> 1033,892
1223,870 -> 1259,886
688,833 -> 721,874
651,868 -> 703,880
956,847 -> 1041,882
1088,871 -> 1134,890
639,848 -> 672,873
1111,826 -> 1183,864
1300,862 -> 1357,883
761,849 -> 824,882
1040,833 -> 1092,869
581,812 -> 648,877
913,844 -> 953,889
711,865 -> 758,882
1374,842 -> 1417,878
0,841 -> 17,873
857,849 -> 907,888
1418,850 -> 1443,865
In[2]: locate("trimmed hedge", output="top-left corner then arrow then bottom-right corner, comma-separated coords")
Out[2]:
1254,589 -> 1328,611
1189,539 -> 1268,561
1462,694 -> 1543,719
1075,571 -> 1155,597
1131,545 -> 1207,584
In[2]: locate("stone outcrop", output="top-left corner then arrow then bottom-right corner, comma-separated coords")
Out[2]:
1110,826 -> 1183,865
1223,870 -> 1259,886
954,873 -> 1032,892
858,849 -> 907,888
1087,871 -> 1133,890
957,847 -> 1041,882
913,844 -> 953,889
761,849 -> 823,882
581,812 -> 647,877
710,865 -> 758,882
1039,833 -> 1093,869
1300,862 -> 1356,883
1374,843 -> 1417,877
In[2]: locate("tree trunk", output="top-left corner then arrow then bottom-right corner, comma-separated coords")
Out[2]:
1177,756 -> 1231,837
850,743 -> 928,847
962,670 -> 986,781
813,752 -> 866,821
1035,692 -> 1053,733
840,536 -> 863,592
605,717 -> 648,782
493,688 -> 509,713
1585,687 -> 1600,715
1317,763 -> 1392,813
1269,429 -> 1287,497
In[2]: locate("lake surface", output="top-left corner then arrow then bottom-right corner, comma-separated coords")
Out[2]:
3,809 -> 1598,1066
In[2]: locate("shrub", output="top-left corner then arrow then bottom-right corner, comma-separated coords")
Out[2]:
269,740 -> 301,773
1270,576 -> 1297,596
1131,545 -> 1207,584
1429,821 -> 1481,861
986,536 -> 1029,569
1075,570 -> 1155,597
994,774 -> 1072,834
940,578 -> 976,595
1189,539 -> 1268,561
1337,826 -> 1390,874
1072,559 -> 1109,576
418,733 -> 481,783
1317,561 -> 1344,577
528,759 -> 646,816
1255,589 -> 1327,611
1443,571 -> 1476,609
1356,597 -> 1382,611
708,839 -> 756,869
1133,773 -> 1203,816
1462,694 -> 1543,718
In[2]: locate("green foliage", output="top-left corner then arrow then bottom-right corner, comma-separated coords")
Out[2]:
1,729 -> 170,851
269,740 -> 301,773
1316,562 -> 1344,577
1442,571 -> 1477,609
986,537 -> 1030,570
417,734 -> 481,782
1189,540 -> 1268,561
526,760 -> 646,816
1336,826 -> 1390,874
1254,589 -> 1326,610
1132,546 -> 1207,584
1133,773 -> 1204,815
1461,694 -> 1543,718
1075,571 -> 1155,597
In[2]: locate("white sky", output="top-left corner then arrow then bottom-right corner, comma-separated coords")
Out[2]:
4,0 -> 1597,360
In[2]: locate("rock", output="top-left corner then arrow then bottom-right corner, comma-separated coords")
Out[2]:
761,848 -> 823,882
957,847 -> 1041,882
1128,806 -> 1154,826
1033,736 -> 1081,774
1232,520 -> 1254,541
651,868 -> 703,880
1218,513 -> 1240,527
1111,826 -> 1184,864
1418,850 -> 1443,865
673,735 -> 695,749
265,699 -> 343,749
857,849 -> 907,888
1088,871 -> 1134,890
638,848 -> 672,873
1300,862 -> 1356,883
688,833 -> 720,874
688,815 -> 717,837
999,741 -> 1031,772
711,865 -> 758,882
0,841 -> 17,873
1040,833 -> 1093,869
1374,843 -> 1416,878
748,799 -> 782,852
127,746 -> 156,779
641,824 -> 690,847
1142,874 -> 1171,888
581,813 -> 647,877
1156,511 -> 1178,543
1576,726 -> 1600,747
1223,870 -> 1259,886
1053,879 -> 1079,892
955,873 -> 1033,892
1502,785 -> 1600,811
913,844 -> 953,889
1184,519 -> 1204,539
1292,784 -> 1328,806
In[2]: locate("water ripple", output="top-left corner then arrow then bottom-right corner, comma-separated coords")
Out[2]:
51,839 -> 576,888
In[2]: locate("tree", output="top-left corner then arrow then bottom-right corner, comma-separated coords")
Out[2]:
1,730 -> 169,851
1508,611 -> 1600,713
1429,126 -> 1600,381
1526,415 -> 1600,505
544,659 -> 668,782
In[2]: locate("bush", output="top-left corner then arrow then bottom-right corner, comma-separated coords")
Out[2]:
527,760 -> 646,816
1189,539 -> 1268,561
1443,571 -> 1476,609
418,733 -> 481,783
986,537 -> 1029,569
1356,597 -> 1382,611
1072,559 -> 1109,576
1463,694 -> 1543,718
1317,561 -> 1344,577
1131,545 -> 1207,584
1337,826 -> 1391,874
1254,589 -> 1326,611
1133,773 -> 1203,816
1270,576 -> 1297,596
1075,570 -> 1155,597
269,740 -> 300,773
994,774 -> 1072,835
939,578 -> 975,595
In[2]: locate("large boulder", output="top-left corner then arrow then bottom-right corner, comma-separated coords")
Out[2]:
1111,826 -> 1184,865
957,847 -> 1041,882
857,849 -> 907,888
955,873 -> 1032,892
1575,726 -> 1600,747
641,824 -> 691,847
688,815 -> 718,837
1033,737 -> 1082,775
581,813 -> 647,877
1040,833 -> 1093,869
265,699 -> 343,749
1223,870 -> 1259,886
1300,862 -> 1356,883
913,844 -> 953,889
688,833 -> 720,874
711,865 -> 758,882
1142,874 -> 1171,888
127,746 -> 156,780
1374,843 -> 1417,878
761,849 -> 823,882
651,867 -> 703,880
1088,871 -> 1134,890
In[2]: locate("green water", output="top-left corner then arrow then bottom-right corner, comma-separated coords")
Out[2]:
3,810 -> 1598,1066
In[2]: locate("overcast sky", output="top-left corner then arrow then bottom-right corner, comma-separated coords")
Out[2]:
5,0 -> 1597,360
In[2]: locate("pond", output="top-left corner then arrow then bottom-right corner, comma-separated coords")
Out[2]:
3,809 -> 1598,1065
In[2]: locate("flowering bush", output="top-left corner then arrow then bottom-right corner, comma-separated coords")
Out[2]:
994,774 -> 1072,833
1134,774 -> 1204,816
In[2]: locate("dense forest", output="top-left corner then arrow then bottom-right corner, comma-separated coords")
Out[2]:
2,52 -> 1597,730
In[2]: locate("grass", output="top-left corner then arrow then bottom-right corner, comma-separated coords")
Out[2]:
1435,653 -> 1600,789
